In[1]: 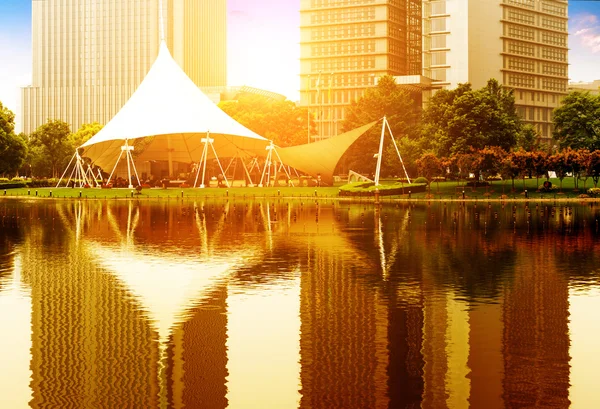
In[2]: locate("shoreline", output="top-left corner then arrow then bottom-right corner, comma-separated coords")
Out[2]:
1,190 -> 598,204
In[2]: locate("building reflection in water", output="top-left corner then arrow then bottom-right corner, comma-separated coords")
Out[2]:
0,200 -> 597,408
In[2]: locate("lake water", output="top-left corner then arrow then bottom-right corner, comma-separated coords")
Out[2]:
1,198 -> 599,409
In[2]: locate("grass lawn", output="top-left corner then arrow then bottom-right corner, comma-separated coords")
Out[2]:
1,177 -> 597,201
0,186 -> 342,200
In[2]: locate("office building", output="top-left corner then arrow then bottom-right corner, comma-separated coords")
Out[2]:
21,0 -> 227,135
569,80 -> 600,95
422,0 -> 569,141
299,0 -> 424,139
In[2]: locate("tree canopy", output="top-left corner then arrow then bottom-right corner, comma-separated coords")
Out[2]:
422,79 -> 521,157
0,102 -> 28,177
70,122 -> 103,149
553,91 -> 600,151
218,94 -> 314,147
339,75 -> 420,174
30,119 -> 73,178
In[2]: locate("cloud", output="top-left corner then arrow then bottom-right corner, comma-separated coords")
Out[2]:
571,12 -> 600,53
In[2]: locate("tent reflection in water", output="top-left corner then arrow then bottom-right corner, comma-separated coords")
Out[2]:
80,41 -> 269,187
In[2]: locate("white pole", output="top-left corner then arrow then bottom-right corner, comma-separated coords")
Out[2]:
56,151 -> 77,188
259,143 -> 274,187
374,117 -> 386,186
107,145 -> 126,185
198,132 -> 211,188
273,147 -> 295,187
127,149 -> 142,187
209,141 -> 230,188
125,140 -> 133,188
385,119 -> 411,184
241,157 -> 255,187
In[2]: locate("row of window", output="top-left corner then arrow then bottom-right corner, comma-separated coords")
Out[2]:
310,0 -> 375,8
308,73 -> 377,89
308,87 -> 368,105
541,2 -> 566,17
541,16 -> 566,31
504,0 -> 535,9
311,56 -> 376,71
508,73 -> 536,88
311,40 -> 376,57
542,77 -> 566,92
505,57 -> 567,77
311,23 -> 376,40
505,40 -> 567,61
507,72 -> 567,91
310,7 -> 376,24
504,0 -> 567,18
507,24 -> 536,41
507,9 -> 535,25
516,90 -> 559,104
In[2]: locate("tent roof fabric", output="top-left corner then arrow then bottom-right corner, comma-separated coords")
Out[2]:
79,41 -> 378,181
276,121 -> 378,184
81,42 -> 269,170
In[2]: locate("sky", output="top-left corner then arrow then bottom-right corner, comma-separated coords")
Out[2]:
0,0 -> 599,130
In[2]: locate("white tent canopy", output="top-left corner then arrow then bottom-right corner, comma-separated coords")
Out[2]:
81,42 -> 269,172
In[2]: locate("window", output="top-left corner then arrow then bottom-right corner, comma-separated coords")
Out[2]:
507,24 -> 535,41
431,17 -> 447,32
508,73 -> 535,88
431,51 -> 447,66
431,34 -> 447,49
508,57 -> 535,73
507,40 -> 535,56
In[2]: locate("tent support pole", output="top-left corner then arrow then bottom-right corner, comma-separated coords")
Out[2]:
374,117 -> 386,186
241,157 -> 254,187
106,140 -> 139,187
126,144 -> 142,187
56,151 -> 77,188
272,146 -> 295,187
384,118 -> 411,184
259,142 -> 275,187
107,147 -> 126,186
194,134 -> 210,188
208,140 -> 230,188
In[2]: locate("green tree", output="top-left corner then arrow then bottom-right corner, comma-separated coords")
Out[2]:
219,94 -> 314,147
423,79 -> 521,157
339,75 -> 421,175
553,91 -> 600,151
517,124 -> 539,152
30,119 -> 73,178
70,122 -> 103,148
0,102 -> 28,177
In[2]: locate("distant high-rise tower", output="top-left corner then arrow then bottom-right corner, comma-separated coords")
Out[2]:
21,0 -> 227,135
299,0 -> 423,139
422,0 -> 569,141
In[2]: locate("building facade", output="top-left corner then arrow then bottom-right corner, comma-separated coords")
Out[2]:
569,80 -> 600,95
21,0 -> 227,135
422,0 -> 569,141
299,0 -> 423,139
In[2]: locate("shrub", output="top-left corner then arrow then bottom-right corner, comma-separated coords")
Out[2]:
587,188 -> 600,197
413,176 -> 429,185
539,182 -> 558,193
0,182 -> 26,189
339,182 -> 426,196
